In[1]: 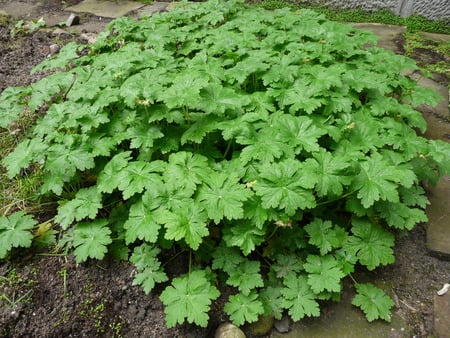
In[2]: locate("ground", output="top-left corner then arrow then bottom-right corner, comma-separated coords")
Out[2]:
0,1 -> 449,337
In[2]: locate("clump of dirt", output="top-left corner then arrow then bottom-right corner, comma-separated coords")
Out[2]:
0,3 -> 450,338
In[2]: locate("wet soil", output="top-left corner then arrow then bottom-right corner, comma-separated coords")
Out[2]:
1,2 -> 450,337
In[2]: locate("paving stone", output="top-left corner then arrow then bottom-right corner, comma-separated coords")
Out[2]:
136,2 -> 169,16
352,23 -> 406,54
271,286 -> 409,338
434,292 -> 450,338
419,31 -> 450,43
66,0 -> 145,18
0,1 -> 40,19
426,175 -> 450,257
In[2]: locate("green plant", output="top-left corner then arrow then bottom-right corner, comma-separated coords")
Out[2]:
79,296 -> 107,333
257,1 -> 450,34
1,0 -> 449,328
109,321 -> 123,338
403,31 -> 450,82
10,17 -> 46,38
0,268 -> 35,307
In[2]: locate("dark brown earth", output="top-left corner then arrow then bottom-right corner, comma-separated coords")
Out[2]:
1,2 -> 450,337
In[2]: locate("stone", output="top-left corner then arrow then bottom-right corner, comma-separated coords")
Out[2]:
434,292 -> 450,337
80,32 -> 98,44
66,13 -> 80,27
66,0 -> 145,19
352,23 -> 406,54
0,2 -> 40,19
426,175 -> 450,257
166,2 -> 179,12
137,2 -> 169,16
419,31 -> 450,43
274,317 -> 290,333
215,323 -> 246,338
248,315 -> 274,335
396,0 -> 414,18
271,286 -> 409,338
51,28 -> 68,37
48,44 -> 60,55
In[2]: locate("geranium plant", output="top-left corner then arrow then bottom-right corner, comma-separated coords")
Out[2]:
1,0 -> 449,327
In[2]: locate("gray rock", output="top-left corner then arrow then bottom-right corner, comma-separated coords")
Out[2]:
271,287 -> 408,338
48,44 -> 60,55
80,32 -> 98,44
434,292 -> 450,337
249,315 -> 274,335
426,175 -> 450,258
66,13 -> 80,27
274,317 -> 290,333
352,23 -> 406,54
66,0 -> 145,19
137,2 -> 169,16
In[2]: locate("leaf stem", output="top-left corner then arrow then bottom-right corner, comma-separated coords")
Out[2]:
348,272 -> 358,285
223,140 -> 233,159
315,190 -> 357,206
189,250 -> 192,275
162,248 -> 187,268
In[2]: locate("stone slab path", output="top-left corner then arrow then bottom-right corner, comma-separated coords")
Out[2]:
67,0 -> 145,18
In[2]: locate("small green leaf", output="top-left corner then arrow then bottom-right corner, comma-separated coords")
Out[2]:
375,201 -> 427,230
73,219 -> 112,263
212,244 -> 245,273
260,286 -> 284,319
163,200 -> 209,250
226,260 -> 264,296
304,218 -> 346,255
197,172 -> 252,223
253,160 -> 316,215
304,255 -> 345,293
344,218 -> 395,270
124,199 -> 166,245
0,212 -> 36,258
164,151 -> 210,195
160,270 -> 220,328
2,139 -> 47,178
117,161 -> 166,200
303,149 -> 352,197
352,283 -> 395,322
130,244 -> 168,294
272,254 -> 304,279
281,273 -> 320,321
97,152 -> 132,194
223,221 -> 266,256
55,187 -> 103,229
352,153 -> 416,208
224,291 -> 265,326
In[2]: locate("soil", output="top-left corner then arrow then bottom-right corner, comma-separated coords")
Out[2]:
1,2 -> 450,338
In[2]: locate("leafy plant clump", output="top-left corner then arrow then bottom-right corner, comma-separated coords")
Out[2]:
1,0 -> 449,328
257,1 -> 450,34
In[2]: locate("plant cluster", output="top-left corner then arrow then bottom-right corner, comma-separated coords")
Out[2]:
404,31 -> 450,78
1,0 -> 449,328
257,0 -> 450,34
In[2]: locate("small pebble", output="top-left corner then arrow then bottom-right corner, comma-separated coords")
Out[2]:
80,33 -> 98,44
66,13 -> 80,27
215,323 -> 246,338
274,317 -> 290,333
49,44 -> 60,55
